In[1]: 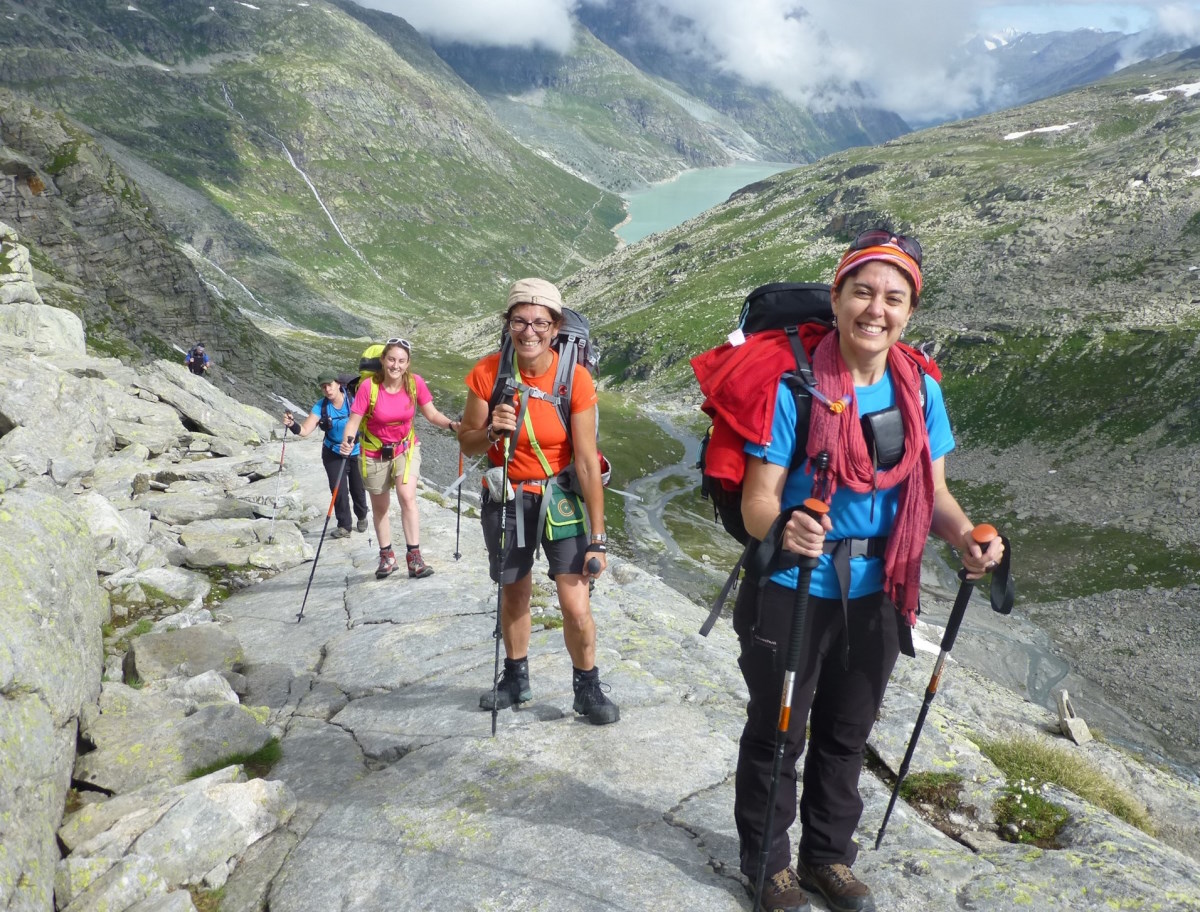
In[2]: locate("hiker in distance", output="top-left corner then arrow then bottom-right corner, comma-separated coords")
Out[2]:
338,339 -> 461,579
734,232 -> 1004,912
283,372 -> 369,541
457,278 -> 619,725
185,342 -> 210,375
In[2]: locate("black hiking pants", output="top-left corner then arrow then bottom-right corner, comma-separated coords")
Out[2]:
733,579 -> 901,878
321,446 -> 367,531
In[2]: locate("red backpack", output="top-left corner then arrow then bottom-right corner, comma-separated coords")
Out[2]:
691,282 -> 940,629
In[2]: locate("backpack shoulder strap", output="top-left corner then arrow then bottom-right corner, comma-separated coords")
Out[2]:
550,344 -> 577,434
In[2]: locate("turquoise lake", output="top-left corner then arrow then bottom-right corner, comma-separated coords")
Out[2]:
615,161 -> 794,244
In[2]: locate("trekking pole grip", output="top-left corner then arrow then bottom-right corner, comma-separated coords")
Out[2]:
941,523 -> 998,653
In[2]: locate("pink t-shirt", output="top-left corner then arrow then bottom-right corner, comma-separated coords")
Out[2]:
351,374 -> 432,455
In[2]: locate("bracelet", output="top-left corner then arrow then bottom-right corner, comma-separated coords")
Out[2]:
486,424 -> 500,444
590,533 -> 608,544
585,542 -> 607,554
449,420 -> 459,432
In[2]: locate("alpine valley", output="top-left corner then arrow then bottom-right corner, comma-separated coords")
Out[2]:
2,1 -> 1200,905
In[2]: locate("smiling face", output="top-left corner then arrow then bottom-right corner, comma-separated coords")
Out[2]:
381,342 -> 411,383
831,260 -> 915,381
506,304 -> 559,370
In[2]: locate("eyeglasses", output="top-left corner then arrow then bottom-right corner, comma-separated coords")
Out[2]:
507,317 -> 554,334
385,337 -> 412,351
850,229 -> 922,267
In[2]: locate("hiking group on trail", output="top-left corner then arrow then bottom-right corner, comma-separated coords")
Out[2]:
268,233 -> 1012,910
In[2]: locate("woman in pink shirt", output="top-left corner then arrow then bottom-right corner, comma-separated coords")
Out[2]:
340,339 -> 460,579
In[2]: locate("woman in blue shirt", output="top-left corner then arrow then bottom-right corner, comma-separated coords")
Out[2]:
284,372 -> 368,540
734,232 -> 1005,912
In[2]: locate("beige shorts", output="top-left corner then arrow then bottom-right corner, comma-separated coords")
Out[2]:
363,443 -> 421,495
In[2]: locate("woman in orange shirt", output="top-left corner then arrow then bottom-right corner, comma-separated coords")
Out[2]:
458,278 -> 618,726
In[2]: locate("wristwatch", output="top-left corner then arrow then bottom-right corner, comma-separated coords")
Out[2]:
590,532 -> 608,543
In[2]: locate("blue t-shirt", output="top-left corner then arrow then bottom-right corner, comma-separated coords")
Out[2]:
313,394 -> 360,456
745,371 -> 954,597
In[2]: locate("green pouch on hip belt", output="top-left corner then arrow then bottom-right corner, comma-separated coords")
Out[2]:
545,485 -> 586,541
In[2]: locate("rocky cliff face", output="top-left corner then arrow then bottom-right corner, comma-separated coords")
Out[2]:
1,223 -> 312,910
0,91 -> 312,408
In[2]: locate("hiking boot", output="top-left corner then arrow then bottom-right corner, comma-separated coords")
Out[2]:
572,667 -> 620,725
375,547 -> 398,579
407,547 -> 434,578
479,657 -> 532,710
330,527 -> 351,540
356,516 -> 369,533
797,861 -> 875,912
750,867 -> 811,912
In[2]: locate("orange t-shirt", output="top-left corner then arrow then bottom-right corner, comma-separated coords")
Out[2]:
466,350 -> 597,482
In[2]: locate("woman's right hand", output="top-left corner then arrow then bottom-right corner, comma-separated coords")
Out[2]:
490,401 -> 517,437
283,411 -> 293,425
339,437 -> 354,456
781,508 -> 831,559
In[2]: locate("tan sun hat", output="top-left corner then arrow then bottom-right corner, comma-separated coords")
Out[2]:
506,277 -> 562,316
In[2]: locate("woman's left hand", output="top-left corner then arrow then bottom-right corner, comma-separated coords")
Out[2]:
961,530 -> 1004,580
584,549 -> 607,579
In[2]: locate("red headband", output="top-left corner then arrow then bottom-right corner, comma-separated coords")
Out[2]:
832,244 -> 922,297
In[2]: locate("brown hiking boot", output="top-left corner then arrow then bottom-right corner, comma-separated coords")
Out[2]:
750,867 -> 811,912
797,861 -> 875,912
375,547 -> 398,579
406,547 -> 433,578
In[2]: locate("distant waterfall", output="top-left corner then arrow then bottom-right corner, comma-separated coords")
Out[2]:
221,83 -> 397,289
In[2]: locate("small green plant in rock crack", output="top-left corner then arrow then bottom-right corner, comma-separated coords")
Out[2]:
994,778 -> 1070,848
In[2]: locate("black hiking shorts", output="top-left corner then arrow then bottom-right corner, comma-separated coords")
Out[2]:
481,489 -> 588,585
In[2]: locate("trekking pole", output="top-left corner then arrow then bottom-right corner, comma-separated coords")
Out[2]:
454,450 -> 464,560
490,383 -> 517,736
296,439 -> 357,623
267,415 -> 289,544
874,523 -> 1012,849
752,495 -> 830,912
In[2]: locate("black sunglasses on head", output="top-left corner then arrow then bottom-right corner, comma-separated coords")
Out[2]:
850,229 -> 922,267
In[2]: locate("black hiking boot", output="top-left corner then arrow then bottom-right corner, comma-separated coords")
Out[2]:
748,867 -> 811,912
479,657 -> 532,710
572,667 -> 620,725
797,861 -> 875,912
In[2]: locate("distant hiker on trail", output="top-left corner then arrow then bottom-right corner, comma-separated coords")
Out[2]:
726,232 -> 1004,912
458,277 -> 619,726
284,372 -> 368,541
338,339 -> 460,579
185,343 -> 210,375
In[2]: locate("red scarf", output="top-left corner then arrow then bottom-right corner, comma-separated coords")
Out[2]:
806,332 -> 934,625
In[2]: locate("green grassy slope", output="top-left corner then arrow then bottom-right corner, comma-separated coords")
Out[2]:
0,0 -> 623,332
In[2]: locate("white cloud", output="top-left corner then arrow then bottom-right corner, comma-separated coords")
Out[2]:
350,1 -> 1200,122
1153,2 -> 1200,41
353,0 -> 576,51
